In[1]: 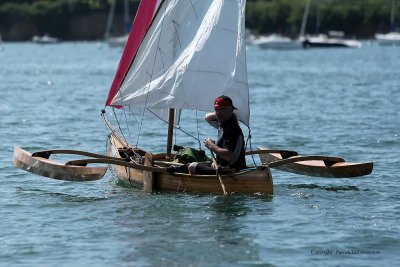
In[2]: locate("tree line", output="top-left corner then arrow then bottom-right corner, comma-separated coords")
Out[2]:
246,0 -> 398,37
0,0 -> 398,40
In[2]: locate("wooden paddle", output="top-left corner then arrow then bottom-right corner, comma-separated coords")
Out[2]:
207,148 -> 228,195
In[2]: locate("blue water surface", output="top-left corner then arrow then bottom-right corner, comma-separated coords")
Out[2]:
0,42 -> 399,266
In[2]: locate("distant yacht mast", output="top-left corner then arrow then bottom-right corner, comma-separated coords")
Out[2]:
105,0 -> 131,39
390,0 -> 396,31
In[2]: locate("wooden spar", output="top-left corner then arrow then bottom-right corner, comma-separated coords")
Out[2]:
166,108 -> 175,161
31,149 -> 121,160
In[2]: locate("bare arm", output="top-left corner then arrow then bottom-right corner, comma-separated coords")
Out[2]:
204,138 -> 234,162
205,113 -> 219,129
204,113 -> 233,161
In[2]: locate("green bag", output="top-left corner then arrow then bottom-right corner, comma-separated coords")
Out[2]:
174,146 -> 210,164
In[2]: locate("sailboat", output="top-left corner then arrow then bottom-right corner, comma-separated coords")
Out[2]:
256,0 -> 311,50
102,0 -> 275,194
255,34 -> 303,50
31,33 -> 58,44
302,0 -> 361,48
375,0 -> 400,46
13,0 -> 373,195
15,0 -> 273,194
105,0 -> 131,48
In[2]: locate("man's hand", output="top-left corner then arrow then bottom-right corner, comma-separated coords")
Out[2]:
203,138 -> 215,150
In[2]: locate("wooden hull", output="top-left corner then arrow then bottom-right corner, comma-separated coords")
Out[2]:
13,146 -> 108,181
107,133 -> 273,194
257,147 -> 373,178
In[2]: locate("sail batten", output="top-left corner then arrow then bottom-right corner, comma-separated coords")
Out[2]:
110,0 -> 250,126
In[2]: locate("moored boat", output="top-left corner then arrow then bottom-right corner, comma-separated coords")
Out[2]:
104,0 -> 131,47
375,0 -> 400,46
255,34 -> 303,50
31,34 -> 58,44
302,33 -> 362,48
375,32 -> 400,46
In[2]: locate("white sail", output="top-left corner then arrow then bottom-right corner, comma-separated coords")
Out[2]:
110,0 -> 250,126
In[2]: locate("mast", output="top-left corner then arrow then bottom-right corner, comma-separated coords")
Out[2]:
299,0 -> 310,37
166,108 -> 175,161
105,0 -> 116,39
124,0 -> 130,34
315,0 -> 320,34
390,0 -> 396,32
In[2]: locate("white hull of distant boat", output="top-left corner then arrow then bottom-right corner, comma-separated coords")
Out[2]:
255,34 -> 303,50
106,34 -> 128,47
375,32 -> 400,46
32,34 -> 58,44
375,0 -> 400,46
255,0 -> 309,50
303,34 -> 361,48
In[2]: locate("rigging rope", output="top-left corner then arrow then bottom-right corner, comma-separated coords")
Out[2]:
114,111 -> 142,160
147,108 -> 202,149
123,106 -> 133,145
195,110 -> 202,151
245,127 -> 258,167
112,108 -> 129,146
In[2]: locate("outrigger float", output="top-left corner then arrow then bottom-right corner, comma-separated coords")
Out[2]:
13,0 -> 373,195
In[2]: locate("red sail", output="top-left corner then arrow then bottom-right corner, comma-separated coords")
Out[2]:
105,0 -> 158,107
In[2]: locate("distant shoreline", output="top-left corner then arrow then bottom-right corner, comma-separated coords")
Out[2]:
0,0 -> 397,41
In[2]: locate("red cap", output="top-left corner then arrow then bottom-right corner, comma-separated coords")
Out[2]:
214,95 -> 237,110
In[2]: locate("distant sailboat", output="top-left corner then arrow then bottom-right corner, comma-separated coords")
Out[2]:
105,0 -> 131,47
302,0 -> 361,48
256,0 -> 311,50
255,34 -> 303,50
31,33 -> 58,44
375,32 -> 400,45
303,31 -> 362,48
375,0 -> 400,46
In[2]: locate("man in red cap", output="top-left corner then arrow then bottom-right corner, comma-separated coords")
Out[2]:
188,95 -> 246,175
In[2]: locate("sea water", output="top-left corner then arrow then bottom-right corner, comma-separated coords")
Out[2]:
0,42 -> 399,266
